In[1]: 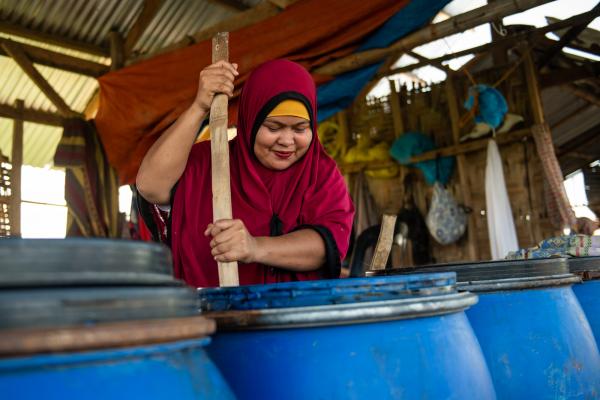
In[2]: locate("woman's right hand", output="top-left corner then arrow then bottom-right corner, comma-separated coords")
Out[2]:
194,60 -> 239,113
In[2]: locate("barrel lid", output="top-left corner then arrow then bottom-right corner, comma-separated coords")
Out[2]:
199,273 -> 456,312
568,256 -> 600,280
0,238 -> 177,287
0,286 -> 200,330
366,258 -> 576,290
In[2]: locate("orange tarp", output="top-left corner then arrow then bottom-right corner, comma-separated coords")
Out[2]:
95,0 -> 408,184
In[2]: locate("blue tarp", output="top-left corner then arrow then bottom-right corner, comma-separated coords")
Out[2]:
317,0 -> 451,121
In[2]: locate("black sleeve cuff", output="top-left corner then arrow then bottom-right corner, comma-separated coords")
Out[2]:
294,224 -> 341,279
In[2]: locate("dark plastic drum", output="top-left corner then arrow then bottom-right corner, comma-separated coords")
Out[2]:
0,238 -> 234,400
0,238 -> 176,287
569,256 -> 600,346
199,273 -> 496,400
368,258 -> 600,399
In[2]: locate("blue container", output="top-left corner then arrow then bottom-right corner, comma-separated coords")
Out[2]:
0,239 -> 234,400
569,257 -> 600,346
0,338 -> 234,400
199,273 -> 496,400
368,258 -> 600,399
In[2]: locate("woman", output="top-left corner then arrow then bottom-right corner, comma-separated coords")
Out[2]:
136,59 -> 354,287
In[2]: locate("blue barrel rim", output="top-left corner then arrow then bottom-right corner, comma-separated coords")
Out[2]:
0,238 -> 175,288
204,292 -> 478,330
198,273 -> 457,312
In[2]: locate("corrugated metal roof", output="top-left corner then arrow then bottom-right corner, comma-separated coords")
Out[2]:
542,86 -> 600,148
0,0 -> 260,167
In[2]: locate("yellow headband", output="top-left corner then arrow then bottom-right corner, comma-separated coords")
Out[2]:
267,100 -> 310,120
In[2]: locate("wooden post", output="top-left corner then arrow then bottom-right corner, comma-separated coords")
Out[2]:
1,40 -> 78,118
388,79 -> 404,138
370,214 -> 397,270
109,30 -> 125,71
210,32 -> 239,287
10,99 -> 24,237
445,75 -> 479,261
336,110 -> 350,158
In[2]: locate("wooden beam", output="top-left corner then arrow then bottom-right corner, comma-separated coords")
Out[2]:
537,2 -> 600,69
339,129 -> 532,173
376,8 -> 600,83
124,0 -> 164,57
551,103 -> 592,130
407,51 -> 453,74
411,129 -> 531,162
10,100 -> 24,238
1,40 -> 79,118
539,62 -> 600,88
445,74 -> 478,261
207,0 -> 250,12
315,0 -> 553,76
0,103 -> 65,126
129,0 -> 299,64
0,37 -> 108,77
108,31 -> 125,71
565,84 -> 600,108
388,79 -> 404,137
0,20 -> 108,57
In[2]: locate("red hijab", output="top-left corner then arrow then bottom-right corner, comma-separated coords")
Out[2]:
170,59 -> 354,287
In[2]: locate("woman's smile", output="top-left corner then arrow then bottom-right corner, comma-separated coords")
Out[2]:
254,115 -> 313,170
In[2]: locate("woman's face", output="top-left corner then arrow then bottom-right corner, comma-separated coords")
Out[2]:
254,115 -> 313,170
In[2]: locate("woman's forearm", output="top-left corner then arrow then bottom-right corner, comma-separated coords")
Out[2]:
254,229 -> 326,271
136,103 -> 206,204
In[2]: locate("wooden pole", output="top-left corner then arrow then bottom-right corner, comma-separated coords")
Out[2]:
370,214 -> 397,270
2,40 -> 79,118
10,99 -> 24,238
445,76 -> 479,261
210,32 -> 239,287
314,0 -> 552,76
109,31 -> 125,71
388,80 -> 404,138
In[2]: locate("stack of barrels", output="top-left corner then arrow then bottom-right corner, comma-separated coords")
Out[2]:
200,257 -> 600,399
3,238 -> 599,399
0,239 -> 234,399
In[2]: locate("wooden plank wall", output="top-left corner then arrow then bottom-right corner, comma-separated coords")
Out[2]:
341,64 -> 560,262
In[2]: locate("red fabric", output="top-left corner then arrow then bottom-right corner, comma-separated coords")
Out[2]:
170,60 -> 354,287
95,0 -> 409,184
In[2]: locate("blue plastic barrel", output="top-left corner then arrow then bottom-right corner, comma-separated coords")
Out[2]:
0,337 -> 233,400
199,273 -> 496,400
569,257 -> 600,346
0,239 -> 234,400
368,258 -> 600,399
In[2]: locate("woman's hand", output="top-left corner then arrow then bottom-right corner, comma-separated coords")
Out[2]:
205,219 -> 259,264
195,61 -> 239,113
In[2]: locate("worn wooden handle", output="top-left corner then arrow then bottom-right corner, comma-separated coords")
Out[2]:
210,32 -> 239,287
370,214 -> 397,270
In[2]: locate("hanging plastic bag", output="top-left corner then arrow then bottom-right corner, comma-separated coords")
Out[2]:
426,182 -> 467,245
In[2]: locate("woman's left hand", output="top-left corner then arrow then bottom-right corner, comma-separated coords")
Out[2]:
204,219 -> 259,264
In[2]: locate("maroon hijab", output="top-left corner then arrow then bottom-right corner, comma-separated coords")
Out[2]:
170,59 -> 354,287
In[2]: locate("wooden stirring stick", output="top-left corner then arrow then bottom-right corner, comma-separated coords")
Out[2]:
210,32 -> 239,287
